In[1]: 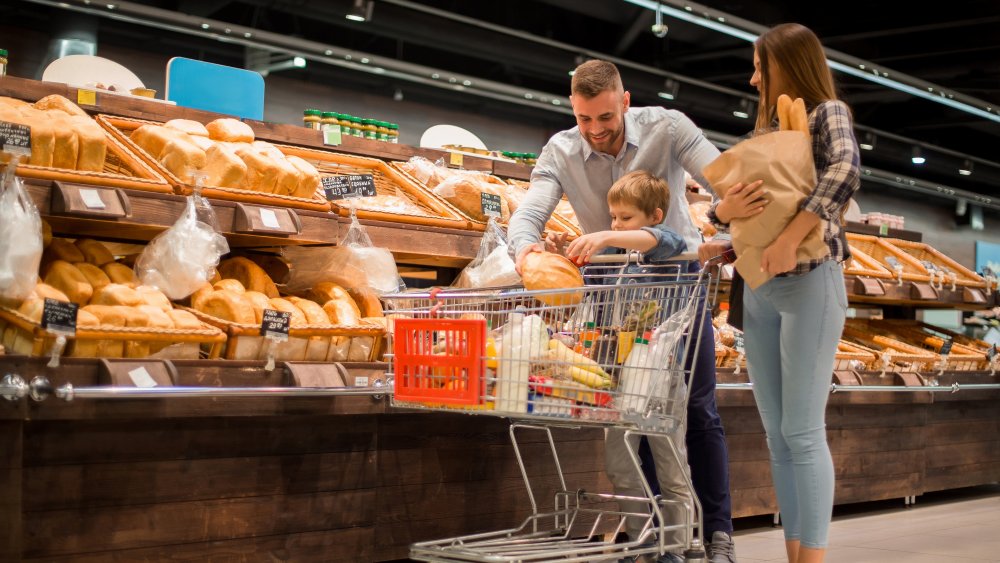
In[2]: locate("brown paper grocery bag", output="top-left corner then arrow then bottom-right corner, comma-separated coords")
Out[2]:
702,130 -> 828,289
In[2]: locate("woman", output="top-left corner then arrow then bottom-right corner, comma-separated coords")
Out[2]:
709,23 -> 861,563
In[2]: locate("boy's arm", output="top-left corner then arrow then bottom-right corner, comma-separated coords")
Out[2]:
640,225 -> 687,262
566,228 -> 686,264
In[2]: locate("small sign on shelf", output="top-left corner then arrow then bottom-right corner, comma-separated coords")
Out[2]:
322,174 -> 376,201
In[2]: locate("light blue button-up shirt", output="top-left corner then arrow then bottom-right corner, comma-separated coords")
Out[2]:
508,106 -> 721,258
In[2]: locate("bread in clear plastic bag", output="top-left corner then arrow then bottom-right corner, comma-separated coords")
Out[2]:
134,190 -> 230,300
453,217 -> 521,289
0,163 -> 43,304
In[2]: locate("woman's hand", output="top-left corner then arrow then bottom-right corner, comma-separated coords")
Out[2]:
566,231 -> 611,265
544,232 -> 568,255
716,180 -> 767,223
760,237 -> 797,275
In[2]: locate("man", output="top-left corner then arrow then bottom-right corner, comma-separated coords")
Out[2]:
508,59 -> 736,563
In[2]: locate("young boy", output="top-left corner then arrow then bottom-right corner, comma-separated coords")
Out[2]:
549,170 -> 692,563
548,170 -> 686,264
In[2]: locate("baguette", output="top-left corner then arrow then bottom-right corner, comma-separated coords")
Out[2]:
777,94 -> 793,131
789,97 -> 809,135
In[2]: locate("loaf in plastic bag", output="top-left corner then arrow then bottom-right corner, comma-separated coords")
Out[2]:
0,163 -> 43,303
453,218 -> 521,289
134,191 -> 230,300
283,213 -> 405,296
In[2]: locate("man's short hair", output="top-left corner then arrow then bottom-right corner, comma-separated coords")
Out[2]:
571,59 -> 623,98
608,170 -> 670,218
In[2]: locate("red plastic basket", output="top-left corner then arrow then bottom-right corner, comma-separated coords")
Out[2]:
393,318 -> 487,405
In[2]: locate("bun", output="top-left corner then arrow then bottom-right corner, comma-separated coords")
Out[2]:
206,118 -> 254,143
47,238 -> 85,263
164,119 -> 209,137
91,283 -> 143,307
520,251 -> 584,306
73,262 -> 112,293
102,262 -> 139,288
213,279 -> 246,294
43,260 -> 93,305
75,238 -> 114,265
218,257 -> 277,297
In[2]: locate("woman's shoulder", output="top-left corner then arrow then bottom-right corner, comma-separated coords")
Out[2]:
812,99 -> 851,117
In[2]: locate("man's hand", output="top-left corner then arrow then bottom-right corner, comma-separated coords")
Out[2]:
698,239 -> 733,266
716,180 -> 767,224
566,232 -> 611,266
760,238 -> 797,275
515,243 -> 545,275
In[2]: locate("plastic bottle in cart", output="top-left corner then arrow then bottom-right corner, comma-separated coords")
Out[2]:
618,331 -> 652,413
495,312 -> 531,413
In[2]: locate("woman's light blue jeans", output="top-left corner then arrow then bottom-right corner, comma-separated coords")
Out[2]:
743,260 -> 846,549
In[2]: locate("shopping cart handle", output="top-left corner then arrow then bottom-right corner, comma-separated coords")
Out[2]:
585,251 -> 699,264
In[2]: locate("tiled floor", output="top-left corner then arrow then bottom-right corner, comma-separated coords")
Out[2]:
734,485 -> 1000,562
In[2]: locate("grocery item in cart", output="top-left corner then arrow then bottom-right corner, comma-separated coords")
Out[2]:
520,251 -> 583,306
452,217 -> 521,289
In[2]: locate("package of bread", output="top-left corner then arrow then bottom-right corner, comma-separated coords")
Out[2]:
198,289 -> 255,325
75,239 -> 115,265
91,283 -> 144,307
73,262 -> 111,293
233,145 -> 280,193
136,285 -> 172,313
164,119 -> 209,138
33,94 -> 89,118
213,278 -> 246,294
206,118 -> 254,143
66,115 -> 107,171
102,262 -> 139,288
520,251 -> 584,306
159,136 -> 207,183
242,290 -> 271,324
81,304 -> 127,357
346,286 -> 383,318
285,155 -> 322,199
435,174 -> 511,223
68,309 -> 101,358
203,142 -> 247,189
218,257 -> 279,297
43,260 -> 93,305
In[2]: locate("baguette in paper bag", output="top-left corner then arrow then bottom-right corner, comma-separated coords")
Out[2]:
702,99 -> 827,289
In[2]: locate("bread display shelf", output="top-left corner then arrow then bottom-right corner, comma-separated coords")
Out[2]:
885,238 -> 987,288
13,129 -> 173,193
843,244 -> 894,280
278,146 -> 473,230
182,306 -> 385,363
96,115 -> 333,212
866,320 -> 988,370
841,323 -> 939,372
844,274 -> 996,310
0,306 -> 226,359
504,178 -> 582,236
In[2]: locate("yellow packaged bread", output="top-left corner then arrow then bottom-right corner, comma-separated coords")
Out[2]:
75,238 -> 115,265
73,262 -> 112,293
43,260 -> 93,305
164,119 -> 209,138
206,118 -> 254,143
102,262 -> 139,287
91,283 -> 144,307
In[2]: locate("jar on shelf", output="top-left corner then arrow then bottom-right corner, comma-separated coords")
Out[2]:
388,123 -> 399,143
337,113 -> 352,136
362,118 -> 378,140
526,153 -> 538,166
350,115 -> 364,137
303,109 -> 322,130
321,111 -> 339,131
0,49 -> 7,78
376,121 -> 391,142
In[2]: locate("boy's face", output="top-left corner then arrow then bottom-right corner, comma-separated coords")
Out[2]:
610,202 -> 662,231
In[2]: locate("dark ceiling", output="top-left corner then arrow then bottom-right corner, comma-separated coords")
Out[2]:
5,0 -> 1000,199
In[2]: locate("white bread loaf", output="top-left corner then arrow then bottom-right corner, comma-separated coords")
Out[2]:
206,118 -> 254,143
164,119 -> 209,137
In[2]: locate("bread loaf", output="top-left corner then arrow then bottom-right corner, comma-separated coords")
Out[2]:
285,155 -> 322,199
777,94 -> 792,132
199,290 -> 255,324
69,309 -> 100,358
33,95 -> 89,117
190,283 -> 215,311
66,115 -> 107,172
136,304 -> 175,354
121,306 -> 153,358
251,140 -> 284,160
187,134 -> 215,152
520,251 -> 583,306
10,106 -> 55,167
203,142 -> 247,189
136,285 -> 172,312
267,297 -> 307,327
0,96 -> 31,109
166,309 -> 202,330
80,304 -> 126,357
46,238 -> 85,263
213,279 -> 246,294
75,239 -> 115,265
309,282 -> 354,306
288,297 -> 330,325
233,146 -> 279,193
102,262 -> 139,287
218,257 -> 278,297
164,119 -> 209,137
346,287 -> 383,318
242,291 -> 272,324
206,118 -> 254,143
322,298 -> 361,326
130,125 -> 183,160
159,137 -> 207,183
789,98 -> 809,135
73,262 -> 112,293
440,176 -> 511,222
91,283 -> 144,307
40,110 -> 80,170
31,283 -> 70,303
43,260 -> 93,305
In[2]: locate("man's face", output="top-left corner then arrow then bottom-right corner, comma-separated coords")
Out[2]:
571,89 -> 630,155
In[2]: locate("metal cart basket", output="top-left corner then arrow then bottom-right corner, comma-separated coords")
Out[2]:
383,254 -> 719,563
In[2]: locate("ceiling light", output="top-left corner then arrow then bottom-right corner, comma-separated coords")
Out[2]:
244,32 -> 252,38
360,57 -> 370,64
658,78 -> 679,101
568,70 -> 575,76
732,98 -> 752,119
292,56 -> 306,68
346,0 -> 373,22
959,160 -> 974,176
462,80 -> 472,86
431,73 -> 440,79
912,147 -> 925,165
859,132 -> 876,151
324,49 -> 333,56
201,23 -> 210,29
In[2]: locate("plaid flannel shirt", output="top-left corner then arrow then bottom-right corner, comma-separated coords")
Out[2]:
708,99 -> 861,277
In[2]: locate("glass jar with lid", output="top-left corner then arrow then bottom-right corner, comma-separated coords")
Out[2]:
526,153 -> 538,166
376,121 -> 391,142
321,111 -> 339,131
388,123 -> 399,143
350,116 -> 364,137
303,109 -> 322,130
336,113 -> 352,136
0,49 -> 7,78
362,118 -> 378,140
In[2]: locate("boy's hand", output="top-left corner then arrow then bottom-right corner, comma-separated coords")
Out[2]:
566,232 -> 610,265
716,180 -> 767,223
515,243 -> 545,275
545,232 -> 568,255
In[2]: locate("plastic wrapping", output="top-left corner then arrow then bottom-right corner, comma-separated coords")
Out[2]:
0,162 -> 43,303
134,188 -> 230,300
453,218 -> 521,289
283,213 -> 405,295
399,156 -> 448,187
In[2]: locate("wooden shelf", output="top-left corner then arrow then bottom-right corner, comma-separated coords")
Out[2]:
846,221 -> 922,242
845,275 -> 998,310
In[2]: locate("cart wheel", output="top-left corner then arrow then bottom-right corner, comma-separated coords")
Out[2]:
683,547 -> 707,563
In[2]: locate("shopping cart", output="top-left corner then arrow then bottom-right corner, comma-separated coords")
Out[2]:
383,253 -> 721,563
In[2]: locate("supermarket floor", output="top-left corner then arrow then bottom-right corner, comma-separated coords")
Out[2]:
733,484 -> 1000,562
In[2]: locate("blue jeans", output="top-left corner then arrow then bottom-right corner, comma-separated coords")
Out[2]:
743,260 -> 846,549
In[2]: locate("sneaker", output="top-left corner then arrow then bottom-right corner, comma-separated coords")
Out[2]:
657,553 -> 685,563
706,531 -> 736,563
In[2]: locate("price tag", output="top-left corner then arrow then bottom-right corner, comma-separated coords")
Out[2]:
0,121 -> 32,158
323,128 -> 342,146
79,188 -> 106,210
734,333 -> 745,353
76,89 -> 97,106
939,338 -> 953,356
921,260 -> 938,272
259,208 -> 281,229
878,224 -> 889,236
481,192 -> 502,219
353,376 -> 369,387
884,256 -> 901,269
449,151 -> 463,167
41,298 -> 78,335
127,366 -> 159,388
321,174 -> 376,200
260,309 -> 290,341
988,345 -> 997,362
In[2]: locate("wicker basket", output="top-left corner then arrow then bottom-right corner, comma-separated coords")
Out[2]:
13,129 -> 173,193
842,322 -> 938,371
872,320 -> 987,370
504,179 -> 582,236
96,115 -> 333,212
182,306 -> 385,363
845,233 -> 929,282
278,147 -> 473,229
0,306 -> 226,360
835,340 -> 879,371
844,244 -> 894,279
883,238 -> 986,288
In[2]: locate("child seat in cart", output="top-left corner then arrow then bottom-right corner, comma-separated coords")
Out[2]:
383,253 -> 722,563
